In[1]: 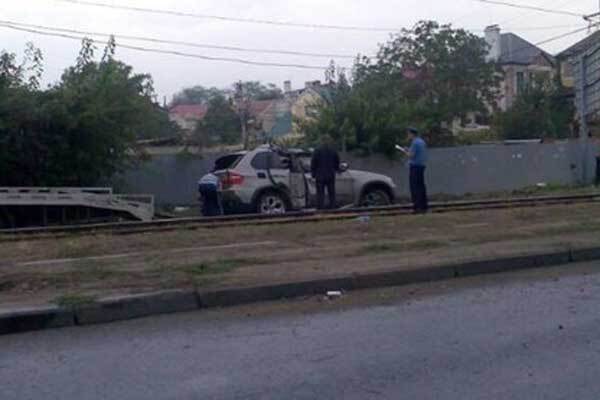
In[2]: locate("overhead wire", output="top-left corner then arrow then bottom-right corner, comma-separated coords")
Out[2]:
474,0 -> 585,18
0,23 -> 330,70
51,0 -> 398,32
496,0 -> 578,30
498,23 -> 599,59
0,19 -> 357,59
0,15 -> 595,70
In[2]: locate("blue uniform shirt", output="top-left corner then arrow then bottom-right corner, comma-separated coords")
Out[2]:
198,173 -> 219,188
409,137 -> 428,167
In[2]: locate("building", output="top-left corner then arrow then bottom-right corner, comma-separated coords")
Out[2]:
557,31 -> 600,89
557,30 -> 600,136
168,104 -> 208,133
484,25 -> 556,111
167,81 -> 331,143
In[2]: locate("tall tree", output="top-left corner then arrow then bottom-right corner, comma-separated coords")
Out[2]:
494,76 -> 574,140
237,81 -> 283,101
171,85 -> 223,106
194,94 -> 241,146
0,39 -> 173,186
302,21 -> 501,154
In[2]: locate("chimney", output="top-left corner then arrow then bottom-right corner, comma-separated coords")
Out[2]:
284,80 -> 292,93
485,24 -> 501,62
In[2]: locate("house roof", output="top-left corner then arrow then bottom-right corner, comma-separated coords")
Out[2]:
499,33 -> 554,65
169,100 -> 274,121
557,31 -> 600,60
249,100 -> 274,116
169,104 -> 208,119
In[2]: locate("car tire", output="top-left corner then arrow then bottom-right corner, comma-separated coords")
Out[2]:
256,191 -> 288,215
360,188 -> 392,207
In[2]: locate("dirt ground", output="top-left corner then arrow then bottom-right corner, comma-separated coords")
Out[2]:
2,202 -> 600,309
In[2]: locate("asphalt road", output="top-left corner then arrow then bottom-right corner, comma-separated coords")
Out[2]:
3,262 -> 600,400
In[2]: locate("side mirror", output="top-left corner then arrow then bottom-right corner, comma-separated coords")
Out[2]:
340,162 -> 349,172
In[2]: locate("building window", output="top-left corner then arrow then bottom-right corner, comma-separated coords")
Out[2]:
516,72 -> 525,94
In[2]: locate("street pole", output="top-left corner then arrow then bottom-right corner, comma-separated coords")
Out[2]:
577,55 -> 589,184
234,81 -> 249,150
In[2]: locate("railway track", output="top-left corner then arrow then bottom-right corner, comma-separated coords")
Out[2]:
1,193 -> 599,240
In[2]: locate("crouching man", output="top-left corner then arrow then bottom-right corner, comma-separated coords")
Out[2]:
198,171 -> 223,217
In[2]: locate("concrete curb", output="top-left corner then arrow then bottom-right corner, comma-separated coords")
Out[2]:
75,290 -> 199,326
0,306 -> 74,335
1,246 -> 600,335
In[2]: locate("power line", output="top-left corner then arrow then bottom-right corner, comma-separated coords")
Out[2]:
498,24 -> 598,59
469,24 -> 584,32
474,0 -> 585,18
497,0 -> 576,30
0,19 -> 357,59
0,23 -> 330,70
0,17 -> 593,70
52,0 -> 398,32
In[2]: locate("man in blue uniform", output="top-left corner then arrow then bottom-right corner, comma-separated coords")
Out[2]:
401,128 -> 429,213
198,171 -> 223,217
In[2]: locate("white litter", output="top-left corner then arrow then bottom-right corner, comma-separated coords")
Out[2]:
357,215 -> 371,223
327,291 -> 343,298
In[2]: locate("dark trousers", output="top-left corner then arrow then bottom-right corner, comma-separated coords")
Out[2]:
409,165 -> 428,213
316,179 -> 336,210
199,184 -> 222,217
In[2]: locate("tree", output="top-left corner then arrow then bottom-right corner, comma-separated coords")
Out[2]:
171,85 -> 223,106
194,94 -> 241,146
232,80 -> 284,149
301,21 -> 501,155
493,77 -> 574,140
0,39 -> 173,186
237,81 -> 283,101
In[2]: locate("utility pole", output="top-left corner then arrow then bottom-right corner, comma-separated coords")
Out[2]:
234,81 -> 249,150
577,55 -> 589,184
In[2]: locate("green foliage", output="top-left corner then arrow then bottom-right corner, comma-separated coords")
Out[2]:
493,77 -> 574,140
54,293 -> 97,309
171,85 -> 223,106
194,94 -> 241,146
0,39 -> 173,186
301,21 -> 501,155
453,129 -> 500,145
172,81 -> 282,107
235,81 -> 283,101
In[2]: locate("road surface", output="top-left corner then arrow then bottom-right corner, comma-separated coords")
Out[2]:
2,262 -> 600,399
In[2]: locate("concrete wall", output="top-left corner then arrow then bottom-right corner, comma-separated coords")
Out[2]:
120,141 -> 599,206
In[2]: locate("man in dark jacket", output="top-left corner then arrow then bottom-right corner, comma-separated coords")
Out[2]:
311,135 -> 340,209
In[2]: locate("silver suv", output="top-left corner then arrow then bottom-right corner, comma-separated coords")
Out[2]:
213,145 -> 397,214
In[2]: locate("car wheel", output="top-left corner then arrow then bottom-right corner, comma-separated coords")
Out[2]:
360,188 -> 392,207
257,191 -> 288,215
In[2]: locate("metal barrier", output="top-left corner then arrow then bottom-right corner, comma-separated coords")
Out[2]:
0,187 -> 155,224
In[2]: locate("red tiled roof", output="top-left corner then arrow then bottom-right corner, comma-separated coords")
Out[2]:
170,100 -> 275,120
169,104 -> 208,119
249,100 -> 274,116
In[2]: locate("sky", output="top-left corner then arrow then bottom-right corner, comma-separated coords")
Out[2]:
1,0 -> 599,101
